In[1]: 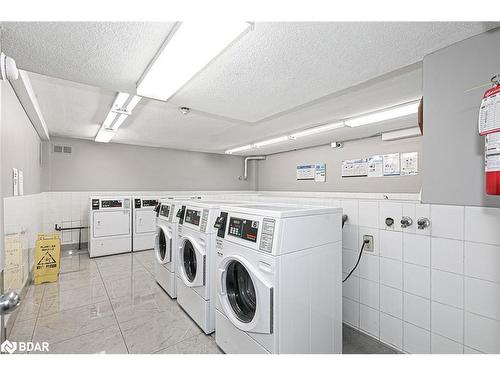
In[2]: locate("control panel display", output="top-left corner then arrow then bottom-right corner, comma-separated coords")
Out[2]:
160,205 -> 170,218
184,209 -> 201,226
101,200 -> 122,208
228,217 -> 258,243
143,199 -> 158,207
92,199 -> 100,210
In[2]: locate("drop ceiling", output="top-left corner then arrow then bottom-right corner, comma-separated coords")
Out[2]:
3,22 -> 499,155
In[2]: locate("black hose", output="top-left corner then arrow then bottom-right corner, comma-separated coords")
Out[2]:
343,241 -> 368,283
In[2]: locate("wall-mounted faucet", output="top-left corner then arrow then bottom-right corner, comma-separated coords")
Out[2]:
385,217 -> 394,227
417,217 -> 431,230
400,216 -> 413,228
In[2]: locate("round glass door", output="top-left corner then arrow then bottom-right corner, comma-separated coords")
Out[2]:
158,229 -> 167,261
182,240 -> 197,282
226,260 -> 256,323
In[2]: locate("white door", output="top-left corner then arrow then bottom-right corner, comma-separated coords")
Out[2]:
178,236 -> 205,287
218,255 -> 273,334
93,210 -> 130,237
155,225 -> 172,264
135,209 -> 156,234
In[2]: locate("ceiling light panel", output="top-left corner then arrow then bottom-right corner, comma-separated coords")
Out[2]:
137,21 -> 252,101
290,121 -> 344,139
95,128 -> 116,143
254,136 -> 290,148
225,144 -> 254,154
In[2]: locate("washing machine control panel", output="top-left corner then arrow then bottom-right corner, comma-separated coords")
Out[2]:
227,217 -> 259,243
101,199 -> 123,209
159,204 -> 170,218
184,209 -> 201,226
142,199 -> 158,207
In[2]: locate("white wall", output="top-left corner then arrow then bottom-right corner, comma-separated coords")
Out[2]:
42,137 -> 257,192
258,136 -> 422,193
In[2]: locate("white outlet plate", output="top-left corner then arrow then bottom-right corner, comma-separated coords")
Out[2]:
363,235 -> 374,252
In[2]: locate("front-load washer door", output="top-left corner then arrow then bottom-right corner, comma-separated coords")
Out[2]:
178,236 -> 205,287
155,225 -> 172,265
218,255 -> 273,334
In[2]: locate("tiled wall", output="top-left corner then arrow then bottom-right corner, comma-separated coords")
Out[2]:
9,189 -> 500,354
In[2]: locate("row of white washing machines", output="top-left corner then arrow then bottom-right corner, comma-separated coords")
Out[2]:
88,195 -> 200,258
153,198 -> 343,354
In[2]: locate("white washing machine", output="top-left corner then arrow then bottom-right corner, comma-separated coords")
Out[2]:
89,196 -> 132,258
214,203 -> 343,354
176,200 -> 250,334
154,198 -> 186,298
133,196 -> 163,252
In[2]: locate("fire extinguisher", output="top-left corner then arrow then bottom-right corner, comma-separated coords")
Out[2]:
478,76 -> 500,195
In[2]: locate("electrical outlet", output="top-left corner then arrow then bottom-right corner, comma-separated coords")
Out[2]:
363,235 -> 374,252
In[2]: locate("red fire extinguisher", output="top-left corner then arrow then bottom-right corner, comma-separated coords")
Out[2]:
478,77 -> 500,195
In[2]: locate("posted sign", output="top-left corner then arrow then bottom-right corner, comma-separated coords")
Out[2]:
34,233 -> 61,284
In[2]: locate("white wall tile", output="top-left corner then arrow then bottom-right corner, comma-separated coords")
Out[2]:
342,224 -> 359,251
342,274 -> 359,302
464,241 -> 500,283
403,263 -> 430,298
404,323 -> 430,354
360,304 -> 379,338
360,278 -> 379,309
431,269 -> 464,308
380,285 -> 403,318
465,277 -> 500,321
415,204 -> 431,236
380,313 -> 403,349
358,227 -> 380,255
343,297 -> 360,328
341,200 -> 359,227
359,200 -> 379,228
431,205 -> 464,240
431,334 -> 463,354
464,206 -> 500,246
403,233 -> 430,266
431,237 -> 464,274
379,230 -> 402,260
359,253 -> 379,282
379,201 -> 402,231
404,292 -> 430,330
431,301 -> 463,343
342,249 -> 360,276
380,257 -> 403,289
464,312 -> 500,354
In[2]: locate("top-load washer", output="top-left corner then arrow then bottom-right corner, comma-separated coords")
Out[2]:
214,203 -> 343,354
89,196 -> 132,258
175,200 -> 250,334
132,196 -> 163,252
153,198 -> 190,298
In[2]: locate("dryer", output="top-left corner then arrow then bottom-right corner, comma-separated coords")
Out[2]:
89,196 -> 132,258
133,196 -> 163,252
214,203 -> 343,354
154,198 -> 186,298
175,200 -> 249,334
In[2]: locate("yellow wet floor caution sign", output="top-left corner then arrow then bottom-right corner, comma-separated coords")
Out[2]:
34,233 -> 61,284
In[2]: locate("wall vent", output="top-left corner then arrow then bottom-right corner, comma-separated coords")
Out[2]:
52,144 -> 72,154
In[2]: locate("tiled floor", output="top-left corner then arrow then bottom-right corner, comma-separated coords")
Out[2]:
9,249 -> 397,354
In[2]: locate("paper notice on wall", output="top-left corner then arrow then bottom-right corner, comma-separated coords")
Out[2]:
12,168 -> 19,196
479,85 -> 500,135
342,159 -> 368,177
315,163 -> 326,182
367,155 -> 384,177
383,154 -> 401,176
19,170 -> 24,196
401,152 -> 419,175
296,164 -> 316,180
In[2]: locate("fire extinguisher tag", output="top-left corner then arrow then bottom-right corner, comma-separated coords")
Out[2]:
479,85 -> 500,136
485,133 -> 500,172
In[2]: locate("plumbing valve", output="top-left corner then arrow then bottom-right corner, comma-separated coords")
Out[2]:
400,216 -> 413,228
417,217 -> 431,230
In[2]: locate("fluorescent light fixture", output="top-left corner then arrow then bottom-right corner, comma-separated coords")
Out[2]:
254,136 -> 290,148
345,101 -> 419,128
126,95 -> 142,112
111,114 -> 129,131
102,111 -> 118,129
138,21 -> 252,101
113,92 -> 130,110
382,127 -> 421,141
225,144 -> 254,154
290,121 -> 344,139
95,128 -> 116,143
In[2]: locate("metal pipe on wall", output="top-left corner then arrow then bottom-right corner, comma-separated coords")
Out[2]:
242,156 -> 266,180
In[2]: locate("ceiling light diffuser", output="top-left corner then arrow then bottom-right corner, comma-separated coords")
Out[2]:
95,128 -> 116,143
345,101 -> 419,128
225,144 -> 254,154
290,121 -> 344,139
137,21 -> 252,101
254,136 -> 290,148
